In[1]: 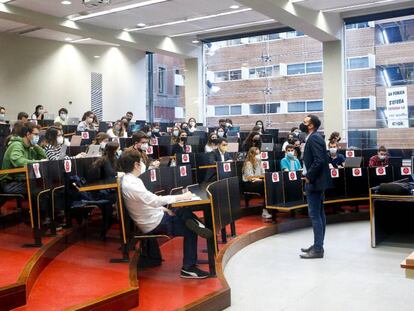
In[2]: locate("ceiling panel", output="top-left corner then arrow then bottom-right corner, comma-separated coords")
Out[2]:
295,0 -> 413,12
0,18 -> 27,32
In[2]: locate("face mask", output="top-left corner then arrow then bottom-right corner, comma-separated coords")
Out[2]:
60,114 -> 67,120
116,149 -> 122,158
38,109 -> 44,114
173,130 -> 179,137
226,123 -> 231,128
299,123 -> 308,133
147,131 -> 152,137
218,132 -> 224,138
0,114 -> 5,121
180,136 -> 187,144
257,124 -> 262,128
140,143 -> 149,151
379,155 -> 386,160
329,148 -> 337,155
126,117 -> 132,122
211,138 -> 218,144
153,128 -> 160,133
287,151 -> 295,158
100,142 -> 107,149
220,146 -> 228,153
31,135 -> 39,145
190,122 -> 196,127
57,136 -> 64,145
255,155 -> 261,160
87,117 -> 93,124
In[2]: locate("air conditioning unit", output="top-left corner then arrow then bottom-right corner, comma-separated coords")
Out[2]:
83,0 -> 111,7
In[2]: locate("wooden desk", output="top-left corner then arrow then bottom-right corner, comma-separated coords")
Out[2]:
370,190 -> 414,248
170,187 -> 210,208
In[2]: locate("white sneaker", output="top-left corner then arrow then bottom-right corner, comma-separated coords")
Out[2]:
262,209 -> 272,219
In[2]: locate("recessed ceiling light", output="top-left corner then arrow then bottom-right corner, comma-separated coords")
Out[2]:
65,37 -> 72,41
61,0 -> 72,5
137,23 -> 146,27
94,55 -> 100,58
230,5 -> 240,9
70,0 -> 167,21
192,40 -> 200,43
70,37 -> 91,43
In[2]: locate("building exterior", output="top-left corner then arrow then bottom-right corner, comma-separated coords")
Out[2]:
204,15 -> 414,148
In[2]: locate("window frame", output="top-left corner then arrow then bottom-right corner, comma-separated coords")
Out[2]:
157,66 -> 167,95
347,56 -> 370,71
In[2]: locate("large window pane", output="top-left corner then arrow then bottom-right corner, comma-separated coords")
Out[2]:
307,100 -> 323,112
267,103 -> 280,114
287,63 -> 306,75
347,57 -> 369,70
215,106 -> 229,116
348,98 -> 370,110
215,71 -> 229,82
306,61 -> 323,73
230,105 -> 242,115
288,101 -> 306,112
250,104 -> 265,114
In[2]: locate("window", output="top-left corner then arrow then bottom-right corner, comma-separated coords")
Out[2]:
215,106 -> 229,116
377,19 -> 414,45
249,104 -> 265,114
267,103 -> 281,114
348,130 -> 377,149
348,98 -> 370,110
377,64 -> 414,86
229,69 -> 242,81
287,63 -> 306,75
249,66 -> 275,79
346,22 -> 371,30
230,105 -> 242,115
307,100 -> 323,112
158,66 -> 166,95
268,33 -> 281,40
175,69 -> 180,96
288,101 -> 306,112
214,71 -> 229,82
347,56 -> 370,70
306,61 -> 323,73
286,31 -> 305,38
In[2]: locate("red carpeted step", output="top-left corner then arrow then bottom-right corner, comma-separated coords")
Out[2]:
13,238 -> 131,311
0,224 -> 53,288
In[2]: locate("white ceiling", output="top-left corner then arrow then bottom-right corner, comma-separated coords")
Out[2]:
295,0 -> 414,12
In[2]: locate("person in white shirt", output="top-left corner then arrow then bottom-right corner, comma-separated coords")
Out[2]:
106,120 -> 128,139
119,150 -> 212,279
54,108 -> 68,125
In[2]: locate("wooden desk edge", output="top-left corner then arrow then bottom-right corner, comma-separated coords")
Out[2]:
171,199 -> 211,208
266,197 -> 369,211
78,183 -> 118,192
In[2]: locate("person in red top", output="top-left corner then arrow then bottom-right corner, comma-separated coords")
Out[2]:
369,146 -> 389,167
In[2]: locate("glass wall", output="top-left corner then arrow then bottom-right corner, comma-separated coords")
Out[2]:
203,31 -> 323,132
345,15 -> 414,148
147,53 -> 186,123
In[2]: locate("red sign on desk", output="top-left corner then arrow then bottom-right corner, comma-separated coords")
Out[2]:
64,160 -> 72,173
401,167 -> 412,175
352,168 -> 362,177
346,150 -> 355,158
261,152 -> 268,160
376,167 -> 386,176
33,163 -> 41,179
150,169 -> 157,182
330,169 -> 339,178
146,146 -> 153,155
180,166 -> 187,177
182,154 -> 189,163
185,145 -> 192,153
81,132 -> 89,139
288,171 -> 297,181
272,172 -> 280,183
261,161 -> 269,170
223,162 -> 231,172
150,138 -> 158,146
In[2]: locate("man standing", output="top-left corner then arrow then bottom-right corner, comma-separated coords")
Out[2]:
300,115 -> 332,259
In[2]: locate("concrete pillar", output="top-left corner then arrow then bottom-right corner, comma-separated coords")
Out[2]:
323,34 -> 346,143
184,57 -> 203,123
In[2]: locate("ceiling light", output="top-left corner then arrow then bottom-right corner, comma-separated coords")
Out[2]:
126,8 -> 252,32
230,5 -> 240,9
61,0 -> 72,5
0,0 -> 12,3
137,23 -> 146,27
169,19 -> 274,38
70,0 -> 168,21
192,40 -> 200,43
70,37 -> 91,43
94,55 -> 100,58
65,37 -> 73,41
322,0 -> 398,12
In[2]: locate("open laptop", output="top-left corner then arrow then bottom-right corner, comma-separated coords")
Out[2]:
44,113 -> 55,120
67,118 -> 80,125
86,145 -> 101,158
344,156 -> 362,168
227,136 -> 239,143
58,145 -> 68,160
70,135 -> 82,147
159,157 -> 171,167
261,143 -> 274,151
227,142 -> 239,153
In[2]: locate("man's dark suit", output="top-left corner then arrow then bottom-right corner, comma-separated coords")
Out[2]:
303,131 -> 332,253
212,149 -> 232,162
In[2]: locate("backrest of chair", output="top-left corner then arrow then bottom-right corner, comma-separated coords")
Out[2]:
368,166 -> 394,188
345,167 -> 369,197
216,161 -> 236,180
264,172 -> 284,206
173,164 -> 193,188
324,168 -> 346,199
282,170 -> 304,204
175,152 -> 196,167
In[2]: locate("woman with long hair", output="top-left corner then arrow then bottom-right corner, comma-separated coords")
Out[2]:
242,131 -> 262,152
77,111 -> 96,132
107,120 -> 127,139
205,132 -> 218,152
43,126 -> 84,160
242,147 -> 271,220
31,105 -> 46,120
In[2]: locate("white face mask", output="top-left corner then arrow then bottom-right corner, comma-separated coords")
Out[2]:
140,143 -> 149,151
38,109 -> 44,114
147,131 -> 152,137
60,114 -> 67,120
287,151 -> 295,158
379,155 -> 386,160
57,136 -> 64,145
329,148 -> 337,155
87,117 -> 93,124
100,142 -> 107,149
218,132 -> 224,137
226,123 -> 231,128
173,130 -> 179,137
255,155 -> 261,160
190,121 -> 196,127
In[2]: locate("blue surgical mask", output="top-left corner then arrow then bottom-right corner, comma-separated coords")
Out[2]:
31,135 -> 39,145
287,151 -> 295,159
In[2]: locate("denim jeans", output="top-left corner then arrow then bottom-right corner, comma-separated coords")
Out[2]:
306,186 -> 326,252
148,208 -> 198,269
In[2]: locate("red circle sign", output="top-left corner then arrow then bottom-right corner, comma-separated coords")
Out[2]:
332,170 -> 337,177
403,167 -> 410,174
354,169 -> 360,175
378,167 -> 384,174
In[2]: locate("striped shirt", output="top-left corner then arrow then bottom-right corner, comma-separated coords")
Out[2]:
43,144 -> 69,161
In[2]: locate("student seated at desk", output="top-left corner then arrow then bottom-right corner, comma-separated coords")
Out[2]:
89,132 -> 110,156
205,132 -> 218,153
124,131 -> 160,172
43,126 -> 85,160
188,117 -> 197,134
0,122 -> 46,194
327,141 -> 345,168
106,120 -> 128,139
280,144 -> 302,172
213,138 -> 232,162
119,150 -> 212,279
54,108 -> 68,125
369,146 -> 389,168
171,130 -> 188,156
151,122 -> 161,138
242,147 -> 271,219
77,111 -> 97,132
242,131 -> 261,152
31,105 -> 46,121
17,112 -> 29,123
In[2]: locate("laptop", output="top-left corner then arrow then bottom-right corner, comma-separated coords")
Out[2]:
227,136 -> 239,143
70,135 -> 82,147
344,156 -> 362,168
67,118 -> 80,125
261,143 -> 274,151
159,157 -> 171,167
43,113 -> 55,120
86,145 -> 101,158
227,143 -> 239,153
58,145 -> 68,160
